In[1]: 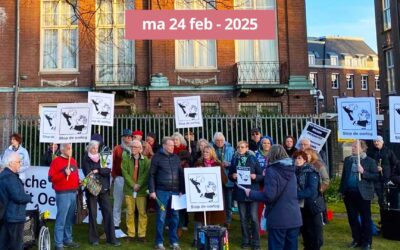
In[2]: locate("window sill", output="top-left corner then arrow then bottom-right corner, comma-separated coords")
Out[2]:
175,69 -> 219,73
39,71 -> 80,75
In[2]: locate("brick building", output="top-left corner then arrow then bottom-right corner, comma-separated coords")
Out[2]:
308,37 -> 381,114
0,0 -> 314,117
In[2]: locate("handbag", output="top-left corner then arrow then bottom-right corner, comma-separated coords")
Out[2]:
75,188 -> 88,224
85,172 -> 102,196
305,194 -> 326,215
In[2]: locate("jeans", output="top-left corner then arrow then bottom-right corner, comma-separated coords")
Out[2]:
55,191 -> 77,247
113,176 -> 125,227
238,201 -> 260,247
224,187 -> 233,224
344,191 -> 372,247
268,227 -> 300,250
155,190 -> 179,245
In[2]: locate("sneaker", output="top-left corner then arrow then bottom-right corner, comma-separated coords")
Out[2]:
182,226 -> 188,231
63,241 -> 80,248
171,243 -> 181,250
165,226 -> 169,230
155,244 -> 166,250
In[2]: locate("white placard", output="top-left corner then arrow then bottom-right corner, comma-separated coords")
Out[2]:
337,97 -> 377,140
171,194 -> 187,210
237,167 -> 251,185
389,96 -> 400,143
54,103 -> 92,143
184,167 -> 223,212
39,107 -> 57,143
174,96 -> 203,128
295,122 -> 331,153
88,92 -> 115,127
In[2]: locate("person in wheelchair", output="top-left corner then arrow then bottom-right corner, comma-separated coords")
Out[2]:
0,152 -> 32,250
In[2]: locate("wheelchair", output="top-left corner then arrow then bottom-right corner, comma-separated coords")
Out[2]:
23,209 -> 51,250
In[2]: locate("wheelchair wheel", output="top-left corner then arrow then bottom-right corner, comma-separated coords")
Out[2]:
38,226 -> 51,250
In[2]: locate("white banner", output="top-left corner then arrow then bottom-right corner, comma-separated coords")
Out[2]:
389,96 -> 400,143
39,107 -> 57,143
295,122 -> 331,153
337,97 -> 377,140
88,92 -> 115,127
174,96 -> 203,128
54,103 -> 92,143
184,167 -> 223,212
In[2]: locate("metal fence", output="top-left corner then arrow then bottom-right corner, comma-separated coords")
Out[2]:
0,114 -> 328,167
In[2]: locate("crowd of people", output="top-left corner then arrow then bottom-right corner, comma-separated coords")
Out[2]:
0,130 -> 399,250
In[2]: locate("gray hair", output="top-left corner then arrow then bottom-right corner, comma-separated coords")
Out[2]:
299,137 -> 311,145
87,140 -> 100,151
130,139 -> 143,151
268,145 -> 289,163
4,152 -> 20,167
162,136 -> 174,146
172,132 -> 187,147
60,143 -> 72,151
196,138 -> 211,152
213,132 -> 225,143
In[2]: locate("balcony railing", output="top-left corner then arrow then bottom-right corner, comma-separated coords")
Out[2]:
234,61 -> 281,84
92,64 -> 136,87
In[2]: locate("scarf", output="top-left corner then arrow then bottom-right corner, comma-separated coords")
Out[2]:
88,152 -> 100,163
204,159 -> 215,167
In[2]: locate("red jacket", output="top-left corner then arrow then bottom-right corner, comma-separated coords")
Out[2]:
48,155 -> 79,193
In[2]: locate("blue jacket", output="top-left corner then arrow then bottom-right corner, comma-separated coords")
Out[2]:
229,151 -> 263,202
0,167 -> 32,223
249,158 -> 302,229
296,164 -> 319,201
212,142 -> 234,187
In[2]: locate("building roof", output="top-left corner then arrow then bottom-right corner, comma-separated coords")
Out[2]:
307,36 -> 377,59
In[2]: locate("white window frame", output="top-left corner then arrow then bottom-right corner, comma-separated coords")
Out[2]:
346,74 -> 354,89
95,0 -> 135,83
40,0 -> 79,72
375,75 -> 380,90
376,98 -> 382,115
308,54 -> 316,65
386,49 -> 395,93
383,0 -> 391,30
332,96 -> 339,112
361,75 -> 368,90
309,72 -> 318,88
330,55 -> 338,66
201,102 -> 220,114
175,0 -> 217,70
331,73 -> 339,89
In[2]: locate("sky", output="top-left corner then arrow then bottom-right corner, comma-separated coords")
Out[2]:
306,0 -> 377,52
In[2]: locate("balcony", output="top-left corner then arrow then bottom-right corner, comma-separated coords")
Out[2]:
92,64 -> 136,90
234,61 -> 282,85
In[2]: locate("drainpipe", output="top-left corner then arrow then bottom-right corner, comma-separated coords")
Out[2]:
13,0 -> 20,132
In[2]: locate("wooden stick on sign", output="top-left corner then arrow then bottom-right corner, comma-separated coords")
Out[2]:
357,139 -> 361,181
66,155 -> 71,181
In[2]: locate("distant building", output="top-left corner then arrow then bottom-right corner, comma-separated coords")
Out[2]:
308,36 -> 380,114
0,0 -> 315,118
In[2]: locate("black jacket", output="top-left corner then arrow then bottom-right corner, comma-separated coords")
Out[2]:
339,155 -> 378,200
148,148 -> 184,193
0,168 -> 31,223
82,153 -> 111,193
367,146 -> 397,182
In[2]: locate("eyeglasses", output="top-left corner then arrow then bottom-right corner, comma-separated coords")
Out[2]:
132,146 -> 141,149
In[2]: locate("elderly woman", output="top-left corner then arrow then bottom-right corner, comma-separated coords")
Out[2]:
82,140 -> 120,246
171,132 -> 187,154
293,150 -> 323,250
192,145 -> 227,246
246,145 -> 302,250
229,141 -> 263,250
191,138 -> 210,165
1,133 -> 30,180
211,132 -> 234,228
255,136 -> 273,170
339,140 -> 378,250
303,148 -> 330,193
121,139 -> 151,242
